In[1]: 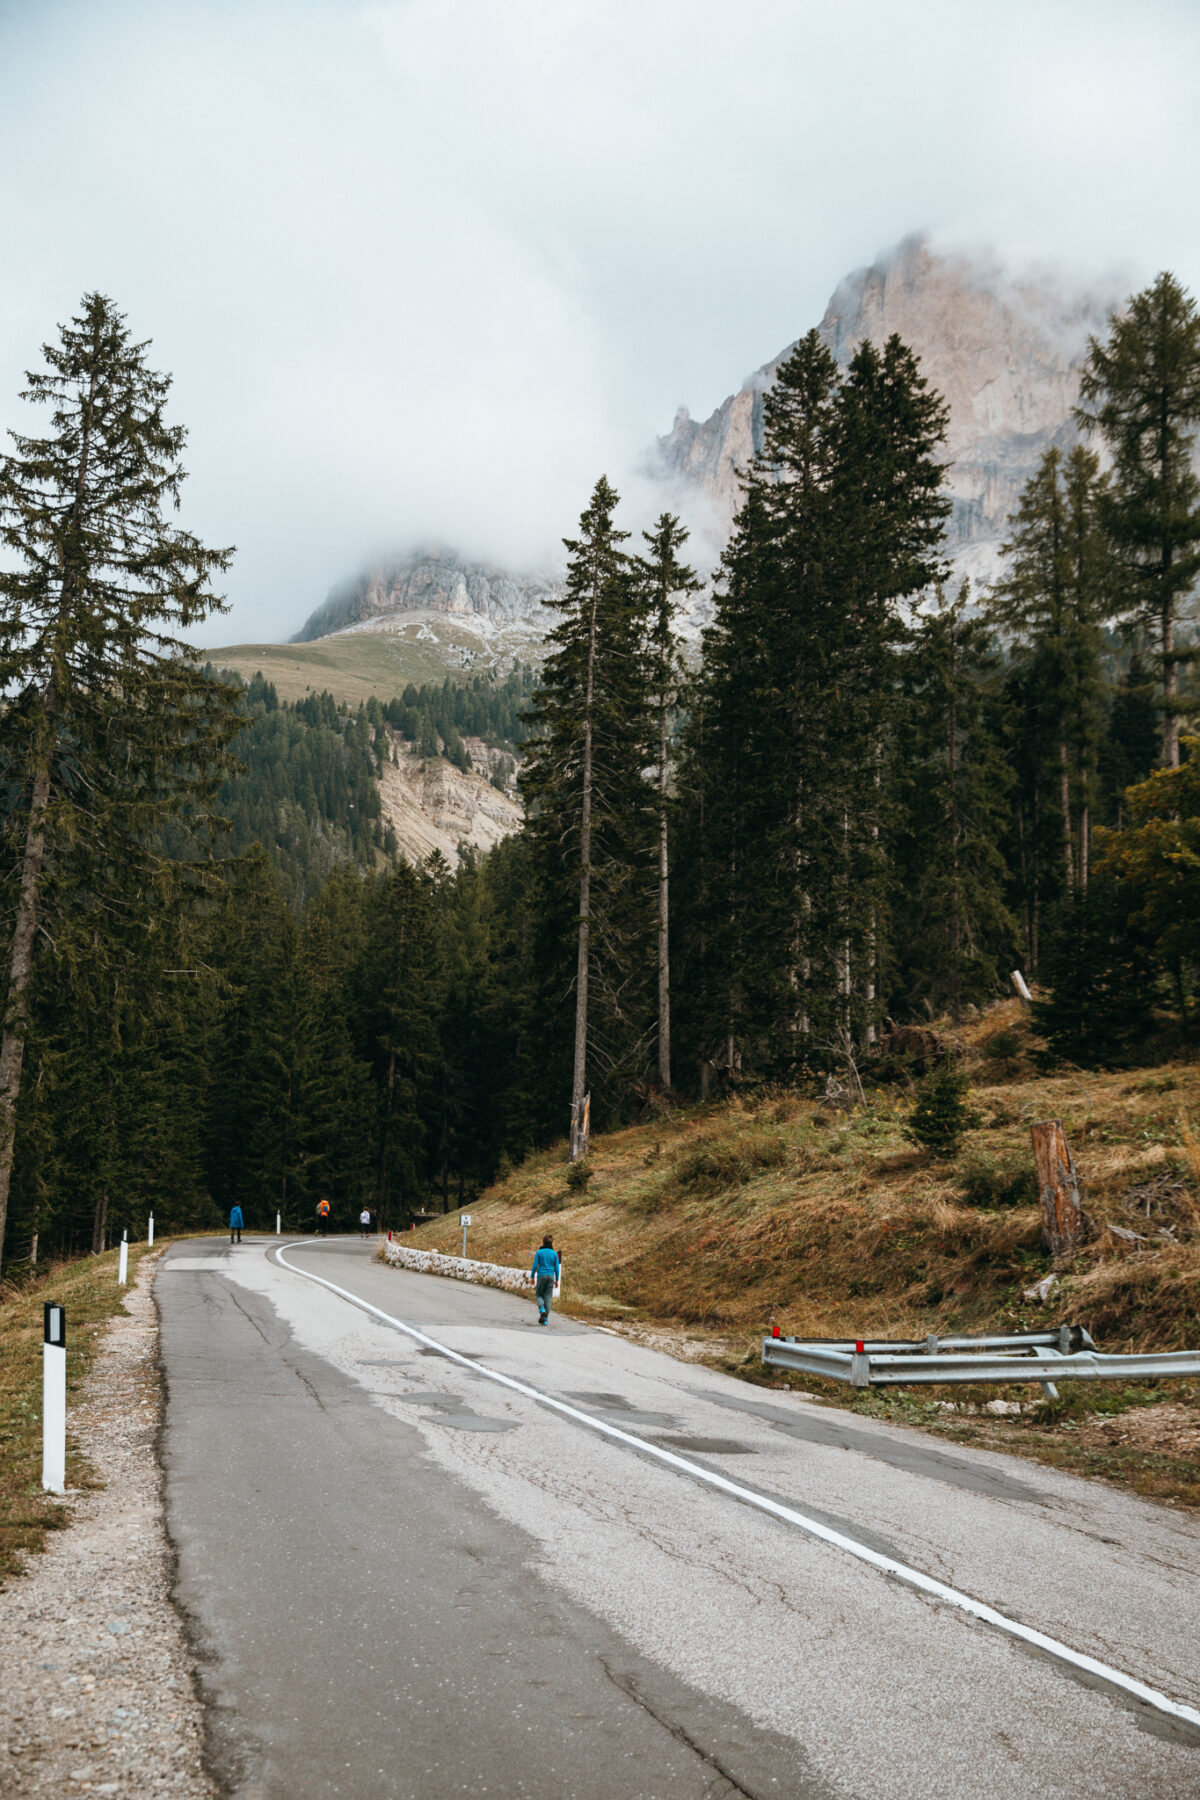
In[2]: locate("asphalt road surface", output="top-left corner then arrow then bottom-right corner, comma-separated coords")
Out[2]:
156,1237 -> 1200,1799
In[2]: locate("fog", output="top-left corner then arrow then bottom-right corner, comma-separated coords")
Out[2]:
1,0 -> 1198,642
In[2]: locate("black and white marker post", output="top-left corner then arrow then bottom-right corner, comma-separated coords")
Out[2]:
42,1302 -> 66,1494
118,1229 -> 128,1286
148,1212 -> 154,1246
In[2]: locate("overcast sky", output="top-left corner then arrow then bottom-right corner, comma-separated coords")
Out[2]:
1,0 -> 1198,643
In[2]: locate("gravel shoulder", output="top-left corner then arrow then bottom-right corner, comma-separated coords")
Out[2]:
0,1253 -> 211,1799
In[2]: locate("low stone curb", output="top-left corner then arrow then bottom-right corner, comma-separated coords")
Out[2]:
381,1240 -> 534,1294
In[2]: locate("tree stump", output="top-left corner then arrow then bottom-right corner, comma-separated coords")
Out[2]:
1031,1119 -> 1086,1262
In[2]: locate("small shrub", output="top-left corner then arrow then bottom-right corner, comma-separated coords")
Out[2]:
566,1160 -> 593,1193
958,1146 -> 1038,1208
674,1134 -> 787,1193
904,1064 -> 976,1158
982,1028 -> 1023,1065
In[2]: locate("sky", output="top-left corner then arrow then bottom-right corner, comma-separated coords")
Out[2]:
1,0 -> 1198,644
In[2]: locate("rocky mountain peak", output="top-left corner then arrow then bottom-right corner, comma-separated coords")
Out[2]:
658,235 -> 1125,587
294,546 -> 562,645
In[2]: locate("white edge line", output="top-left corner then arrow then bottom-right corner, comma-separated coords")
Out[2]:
272,1241 -> 1200,1734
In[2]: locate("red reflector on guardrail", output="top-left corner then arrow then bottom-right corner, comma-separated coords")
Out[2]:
771,1325 -> 780,1339
855,1341 -> 865,1353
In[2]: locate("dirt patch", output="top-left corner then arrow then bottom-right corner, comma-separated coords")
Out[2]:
1079,1402 -> 1200,1456
0,1255 -> 211,1798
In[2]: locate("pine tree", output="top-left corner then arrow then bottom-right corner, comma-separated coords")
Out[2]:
0,294 -> 238,1269
521,476 -> 643,1156
1033,876 -> 1157,1067
988,445 -> 1117,894
632,514 -> 699,1092
893,583 -> 1016,1018
1100,653 -> 1159,826
679,331 -> 948,1079
1078,273 -> 1200,768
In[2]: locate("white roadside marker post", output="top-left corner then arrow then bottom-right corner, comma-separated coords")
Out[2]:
461,1214 -> 472,1259
276,1211 -> 281,1236
42,1302 -> 66,1494
118,1230 -> 128,1286
147,1213 -> 154,1246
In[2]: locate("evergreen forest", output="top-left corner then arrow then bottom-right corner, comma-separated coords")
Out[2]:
1,276 -> 1199,1271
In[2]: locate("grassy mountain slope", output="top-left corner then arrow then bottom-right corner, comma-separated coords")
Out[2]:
404,1001 -> 1200,1504
205,627 -> 482,706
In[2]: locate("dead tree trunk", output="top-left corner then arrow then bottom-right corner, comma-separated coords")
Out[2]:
569,588 -> 600,1163
1031,1119 -> 1087,1263
656,693 -> 671,1092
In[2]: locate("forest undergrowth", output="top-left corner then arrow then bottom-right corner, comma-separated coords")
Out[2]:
407,1001 -> 1200,1507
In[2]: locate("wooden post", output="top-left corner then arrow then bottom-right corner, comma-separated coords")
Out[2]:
1011,970 -> 1033,1007
1031,1119 -> 1084,1262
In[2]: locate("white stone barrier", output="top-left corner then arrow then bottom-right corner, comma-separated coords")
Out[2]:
381,1240 -> 533,1295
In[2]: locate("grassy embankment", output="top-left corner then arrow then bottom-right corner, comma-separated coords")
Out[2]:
0,1244 -> 158,1586
406,1002 -> 1200,1506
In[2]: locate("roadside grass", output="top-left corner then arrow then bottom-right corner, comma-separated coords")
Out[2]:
0,1244 -> 157,1587
406,1001 -> 1200,1505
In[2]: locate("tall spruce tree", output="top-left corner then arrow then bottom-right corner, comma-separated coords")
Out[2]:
893,583 -> 1016,1018
633,514 -> 698,1092
0,294 -> 237,1269
988,445 -> 1117,894
522,477 -> 646,1156
1078,272 -> 1200,768
681,331 -> 948,1077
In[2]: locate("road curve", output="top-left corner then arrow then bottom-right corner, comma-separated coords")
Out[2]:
157,1236 -> 1200,1799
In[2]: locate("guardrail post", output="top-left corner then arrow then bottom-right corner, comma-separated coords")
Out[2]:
1031,1120 -> 1085,1263
42,1302 -> 66,1494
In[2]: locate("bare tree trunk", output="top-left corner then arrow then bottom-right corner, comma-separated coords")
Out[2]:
1162,597 -> 1178,768
570,592 -> 600,1162
1031,1119 -> 1089,1264
377,1049 -> 395,1212
1080,801 -> 1090,893
92,1188 -> 109,1257
0,756 -> 52,1276
656,697 -> 671,1091
1058,739 -> 1075,890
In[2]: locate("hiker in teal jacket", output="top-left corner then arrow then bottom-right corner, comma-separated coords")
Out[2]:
530,1236 -> 560,1325
230,1205 -> 243,1245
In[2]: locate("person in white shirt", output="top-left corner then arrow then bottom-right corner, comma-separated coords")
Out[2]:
359,1208 -> 372,1239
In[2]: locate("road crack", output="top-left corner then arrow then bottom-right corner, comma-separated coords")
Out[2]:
599,1657 -> 762,1798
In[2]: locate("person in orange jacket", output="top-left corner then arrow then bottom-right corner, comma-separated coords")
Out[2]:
316,1196 -> 331,1237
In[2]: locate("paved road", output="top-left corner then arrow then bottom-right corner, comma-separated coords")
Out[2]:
157,1237 -> 1200,1799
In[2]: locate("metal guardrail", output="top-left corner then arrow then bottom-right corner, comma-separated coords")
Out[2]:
762,1325 -> 1200,1396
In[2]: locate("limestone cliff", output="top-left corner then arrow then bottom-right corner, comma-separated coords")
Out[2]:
657,236 -> 1124,586
378,730 -> 521,869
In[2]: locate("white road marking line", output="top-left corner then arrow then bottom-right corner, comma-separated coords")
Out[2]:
273,1241 -> 1200,1734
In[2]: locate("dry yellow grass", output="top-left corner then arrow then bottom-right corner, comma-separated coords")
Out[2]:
0,1245 -> 158,1586
406,1001 -> 1200,1504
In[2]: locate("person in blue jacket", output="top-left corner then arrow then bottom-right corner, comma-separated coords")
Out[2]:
230,1205 -> 244,1245
530,1235 -> 560,1325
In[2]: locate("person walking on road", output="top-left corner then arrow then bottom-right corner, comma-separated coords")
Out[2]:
359,1207 -> 371,1239
530,1235 -> 561,1325
317,1197 -> 331,1237
230,1205 -> 243,1245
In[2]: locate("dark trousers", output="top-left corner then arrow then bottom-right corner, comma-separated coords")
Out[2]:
230,1227 -> 242,1243
535,1275 -> 555,1318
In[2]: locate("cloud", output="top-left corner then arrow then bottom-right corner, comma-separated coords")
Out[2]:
1,0 -> 1198,640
